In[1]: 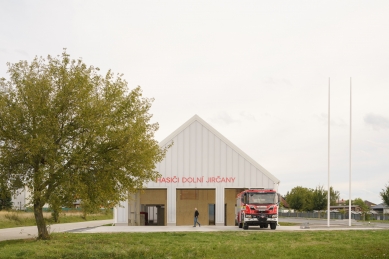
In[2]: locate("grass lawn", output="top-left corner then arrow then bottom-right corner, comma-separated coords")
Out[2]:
277,222 -> 300,226
0,230 -> 388,258
0,210 -> 112,229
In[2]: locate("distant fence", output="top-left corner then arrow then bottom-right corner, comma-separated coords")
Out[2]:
279,211 -> 389,221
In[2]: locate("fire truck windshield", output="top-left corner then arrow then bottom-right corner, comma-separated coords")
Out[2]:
248,192 -> 276,204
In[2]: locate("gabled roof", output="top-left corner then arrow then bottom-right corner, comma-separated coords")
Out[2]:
372,203 -> 389,210
159,114 -> 280,184
364,200 -> 377,209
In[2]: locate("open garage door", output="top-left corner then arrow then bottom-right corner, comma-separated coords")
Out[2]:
140,189 -> 167,226
225,188 -> 246,226
176,189 -> 215,226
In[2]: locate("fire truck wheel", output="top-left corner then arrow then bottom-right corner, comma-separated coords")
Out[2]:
238,222 -> 242,228
243,223 -> 248,230
270,223 -> 276,230
264,223 -> 268,228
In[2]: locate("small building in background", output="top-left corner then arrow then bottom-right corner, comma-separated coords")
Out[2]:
372,203 -> 389,214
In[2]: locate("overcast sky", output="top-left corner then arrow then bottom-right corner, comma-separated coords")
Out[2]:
1,1 -> 388,204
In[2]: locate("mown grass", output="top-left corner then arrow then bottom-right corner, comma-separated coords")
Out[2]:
277,222 -> 300,226
0,210 -> 112,229
0,230 -> 388,258
366,219 -> 389,224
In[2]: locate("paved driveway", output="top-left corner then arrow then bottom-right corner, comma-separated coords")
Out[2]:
279,217 -> 389,229
0,220 -> 113,242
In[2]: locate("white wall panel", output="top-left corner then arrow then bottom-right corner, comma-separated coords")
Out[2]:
215,187 -> 224,226
268,177 -> 275,189
244,159 -> 250,187
166,139 -> 172,177
238,155 -> 244,186
167,187 -> 176,225
257,169 -> 263,187
227,146 -> 233,179
115,199 -> 128,224
220,141 -> 226,177
214,137 -> 220,177
196,122 -> 202,178
202,125 -> 208,180
171,135 -> 178,177
189,122 -> 196,177
147,116 -> 279,190
184,127 -> 190,178
251,164 -> 257,187
208,131 -> 215,176
178,130 -> 184,179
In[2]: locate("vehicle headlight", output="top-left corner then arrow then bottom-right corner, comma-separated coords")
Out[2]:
272,214 -> 278,218
245,215 -> 252,218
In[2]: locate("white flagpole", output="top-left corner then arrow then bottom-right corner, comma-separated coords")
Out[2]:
328,77 -> 331,227
349,77 -> 352,226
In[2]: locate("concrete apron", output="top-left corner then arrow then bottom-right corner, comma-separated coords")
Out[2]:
0,220 -> 113,242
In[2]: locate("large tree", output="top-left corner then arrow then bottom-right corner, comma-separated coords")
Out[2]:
380,183 -> 389,206
0,51 -> 168,239
310,186 -> 327,211
285,186 -> 312,211
352,198 -> 370,212
329,186 -> 340,206
352,198 -> 370,220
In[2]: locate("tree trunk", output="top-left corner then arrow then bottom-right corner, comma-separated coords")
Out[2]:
34,203 -> 50,240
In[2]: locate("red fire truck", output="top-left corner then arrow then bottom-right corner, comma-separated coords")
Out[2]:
235,188 -> 278,230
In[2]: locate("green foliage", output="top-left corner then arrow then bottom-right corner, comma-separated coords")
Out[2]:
0,50 -> 169,238
0,186 -> 13,211
353,198 -> 370,212
80,199 -> 101,220
380,182 -> 389,206
329,186 -> 340,206
285,186 -> 312,211
285,186 -> 340,211
48,195 -> 62,223
353,198 -> 370,221
310,186 -> 326,211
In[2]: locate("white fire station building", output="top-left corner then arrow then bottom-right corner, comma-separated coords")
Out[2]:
114,115 -> 280,226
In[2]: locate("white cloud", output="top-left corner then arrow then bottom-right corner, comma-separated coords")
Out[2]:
364,113 -> 389,130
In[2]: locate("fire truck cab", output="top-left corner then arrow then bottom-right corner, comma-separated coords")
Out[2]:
235,188 -> 278,230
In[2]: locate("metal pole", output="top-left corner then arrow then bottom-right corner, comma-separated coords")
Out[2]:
328,77 -> 331,227
349,77 -> 352,226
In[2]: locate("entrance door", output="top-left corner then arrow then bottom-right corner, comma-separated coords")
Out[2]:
157,205 -> 165,226
224,204 -> 227,226
145,205 -> 165,226
209,204 -> 215,225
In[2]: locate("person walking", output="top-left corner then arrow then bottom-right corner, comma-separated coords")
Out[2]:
193,208 -> 201,227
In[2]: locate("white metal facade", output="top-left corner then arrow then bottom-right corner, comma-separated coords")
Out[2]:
114,115 -> 280,226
